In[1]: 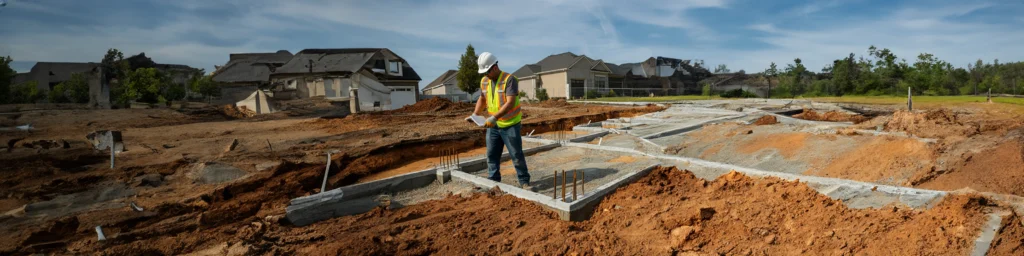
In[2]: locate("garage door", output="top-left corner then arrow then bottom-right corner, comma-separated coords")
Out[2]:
391,88 -> 416,109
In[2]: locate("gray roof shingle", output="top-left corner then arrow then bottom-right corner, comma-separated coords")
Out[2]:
30,62 -> 100,82
423,70 -> 457,91
272,48 -> 422,81
213,50 -> 295,83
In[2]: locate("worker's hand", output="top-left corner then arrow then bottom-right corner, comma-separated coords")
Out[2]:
485,116 -> 497,128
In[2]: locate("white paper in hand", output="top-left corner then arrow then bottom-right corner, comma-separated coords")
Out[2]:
467,114 -> 486,127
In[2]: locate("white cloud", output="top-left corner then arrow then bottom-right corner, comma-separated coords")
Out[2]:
731,3 -> 1023,72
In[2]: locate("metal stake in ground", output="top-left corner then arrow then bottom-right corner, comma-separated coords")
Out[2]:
907,87 -> 913,111
581,170 -> 585,195
572,170 -> 577,201
552,170 -> 558,199
561,170 -> 567,201
321,152 -> 332,193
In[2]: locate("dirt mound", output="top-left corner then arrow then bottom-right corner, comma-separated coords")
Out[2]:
219,105 -> 248,119
793,109 -> 868,124
811,137 -> 935,185
391,97 -> 473,114
989,213 -> 1024,254
236,167 -> 995,255
885,109 -> 978,138
752,115 -> 778,125
914,138 -> 1024,195
535,99 -> 572,108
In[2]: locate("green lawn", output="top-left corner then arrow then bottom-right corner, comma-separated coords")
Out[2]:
579,95 -> 720,102
808,95 -> 1024,106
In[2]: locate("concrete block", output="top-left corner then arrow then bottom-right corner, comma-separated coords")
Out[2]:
436,168 -> 452,184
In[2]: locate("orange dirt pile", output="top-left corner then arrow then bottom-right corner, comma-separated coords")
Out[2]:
885,109 -> 978,138
390,97 -> 473,114
534,98 -> 573,108
737,132 -> 809,159
810,137 -> 935,185
219,104 -> 248,119
989,213 -> 1024,254
914,139 -> 1024,196
794,109 -> 868,124
752,115 -> 778,125
244,167 -> 995,255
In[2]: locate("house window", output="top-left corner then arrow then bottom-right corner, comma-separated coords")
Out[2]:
389,61 -> 401,74
595,79 -> 607,89
285,79 -> 297,90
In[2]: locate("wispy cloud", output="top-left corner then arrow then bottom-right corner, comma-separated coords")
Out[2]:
2,0 -> 1022,85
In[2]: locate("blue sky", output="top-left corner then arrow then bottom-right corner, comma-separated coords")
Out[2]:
2,0 -> 1023,89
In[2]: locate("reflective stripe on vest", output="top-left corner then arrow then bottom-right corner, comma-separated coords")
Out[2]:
480,72 -> 522,127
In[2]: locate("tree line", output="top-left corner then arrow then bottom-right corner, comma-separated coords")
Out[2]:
0,49 -> 220,106
760,46 -> 1024,97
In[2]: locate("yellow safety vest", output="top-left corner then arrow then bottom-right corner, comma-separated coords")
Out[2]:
480,72 -> 522,128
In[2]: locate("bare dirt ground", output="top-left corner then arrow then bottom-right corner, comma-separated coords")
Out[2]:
220,167 -> 1015,255
0,98 -> 663,255
668,102 -> 1024,197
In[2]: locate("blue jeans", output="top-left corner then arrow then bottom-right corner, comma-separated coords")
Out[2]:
486,123 -> 530,184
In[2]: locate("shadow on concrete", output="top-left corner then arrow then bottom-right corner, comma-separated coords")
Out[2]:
529,168 -> 620,192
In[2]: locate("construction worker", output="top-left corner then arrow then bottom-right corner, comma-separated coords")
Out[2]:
473,52 -> 533,190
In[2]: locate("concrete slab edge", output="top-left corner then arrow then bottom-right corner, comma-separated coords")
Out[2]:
640,114 -> 748,140
768,113 -> 853,127
569,131 -> 610,143
450,170 -> 570,211
568,164 -> 659,212
563,142 -> 947,207
972,211 -> 1009,256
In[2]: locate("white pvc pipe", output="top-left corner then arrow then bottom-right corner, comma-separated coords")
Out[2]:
321,152 -> 331,193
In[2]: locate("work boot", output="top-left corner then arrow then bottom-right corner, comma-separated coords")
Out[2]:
520,182 -> 538,192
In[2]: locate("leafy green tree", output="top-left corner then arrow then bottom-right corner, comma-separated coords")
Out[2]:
455,44 -> 481,95
10,81 -> 43,103
714,64 -> 730,74
535,88 -> 549,101
124,68 -> 169,103
189,73 -> 220,99
48,73 -> 90,103
764,62 -> 778,98
701,82 -> 712,96
0,56 -> 15,104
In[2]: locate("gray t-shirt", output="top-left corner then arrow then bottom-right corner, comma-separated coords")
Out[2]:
487,75 -> 518,97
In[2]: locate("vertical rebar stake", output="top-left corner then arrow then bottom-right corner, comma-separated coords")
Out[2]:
561,170 -> 567,201
455,149 -> 460,171
581,170 -> 585,195
572,169 -> 577,201
553,170 -> 558,199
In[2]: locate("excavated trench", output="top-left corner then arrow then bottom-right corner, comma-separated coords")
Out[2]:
326,108 -> 664,188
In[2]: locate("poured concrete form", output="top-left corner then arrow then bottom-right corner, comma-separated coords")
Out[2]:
286,142 -> 559,226
285,99 -> 1024,254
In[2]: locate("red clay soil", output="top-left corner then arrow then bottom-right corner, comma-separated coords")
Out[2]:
237,167 -> 999,255
989,213 -> 1024,254
915,138 -> 1024,196
533,98 -> 573,108
752,115 -> 778,125
794,109 -> 868,124
390,97 -> 473,114
812,137 -> 935,185
885,109 -> 978,139
1,161 -> 329,255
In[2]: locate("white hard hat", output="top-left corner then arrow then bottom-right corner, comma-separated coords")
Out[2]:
477,52 -> 497,74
